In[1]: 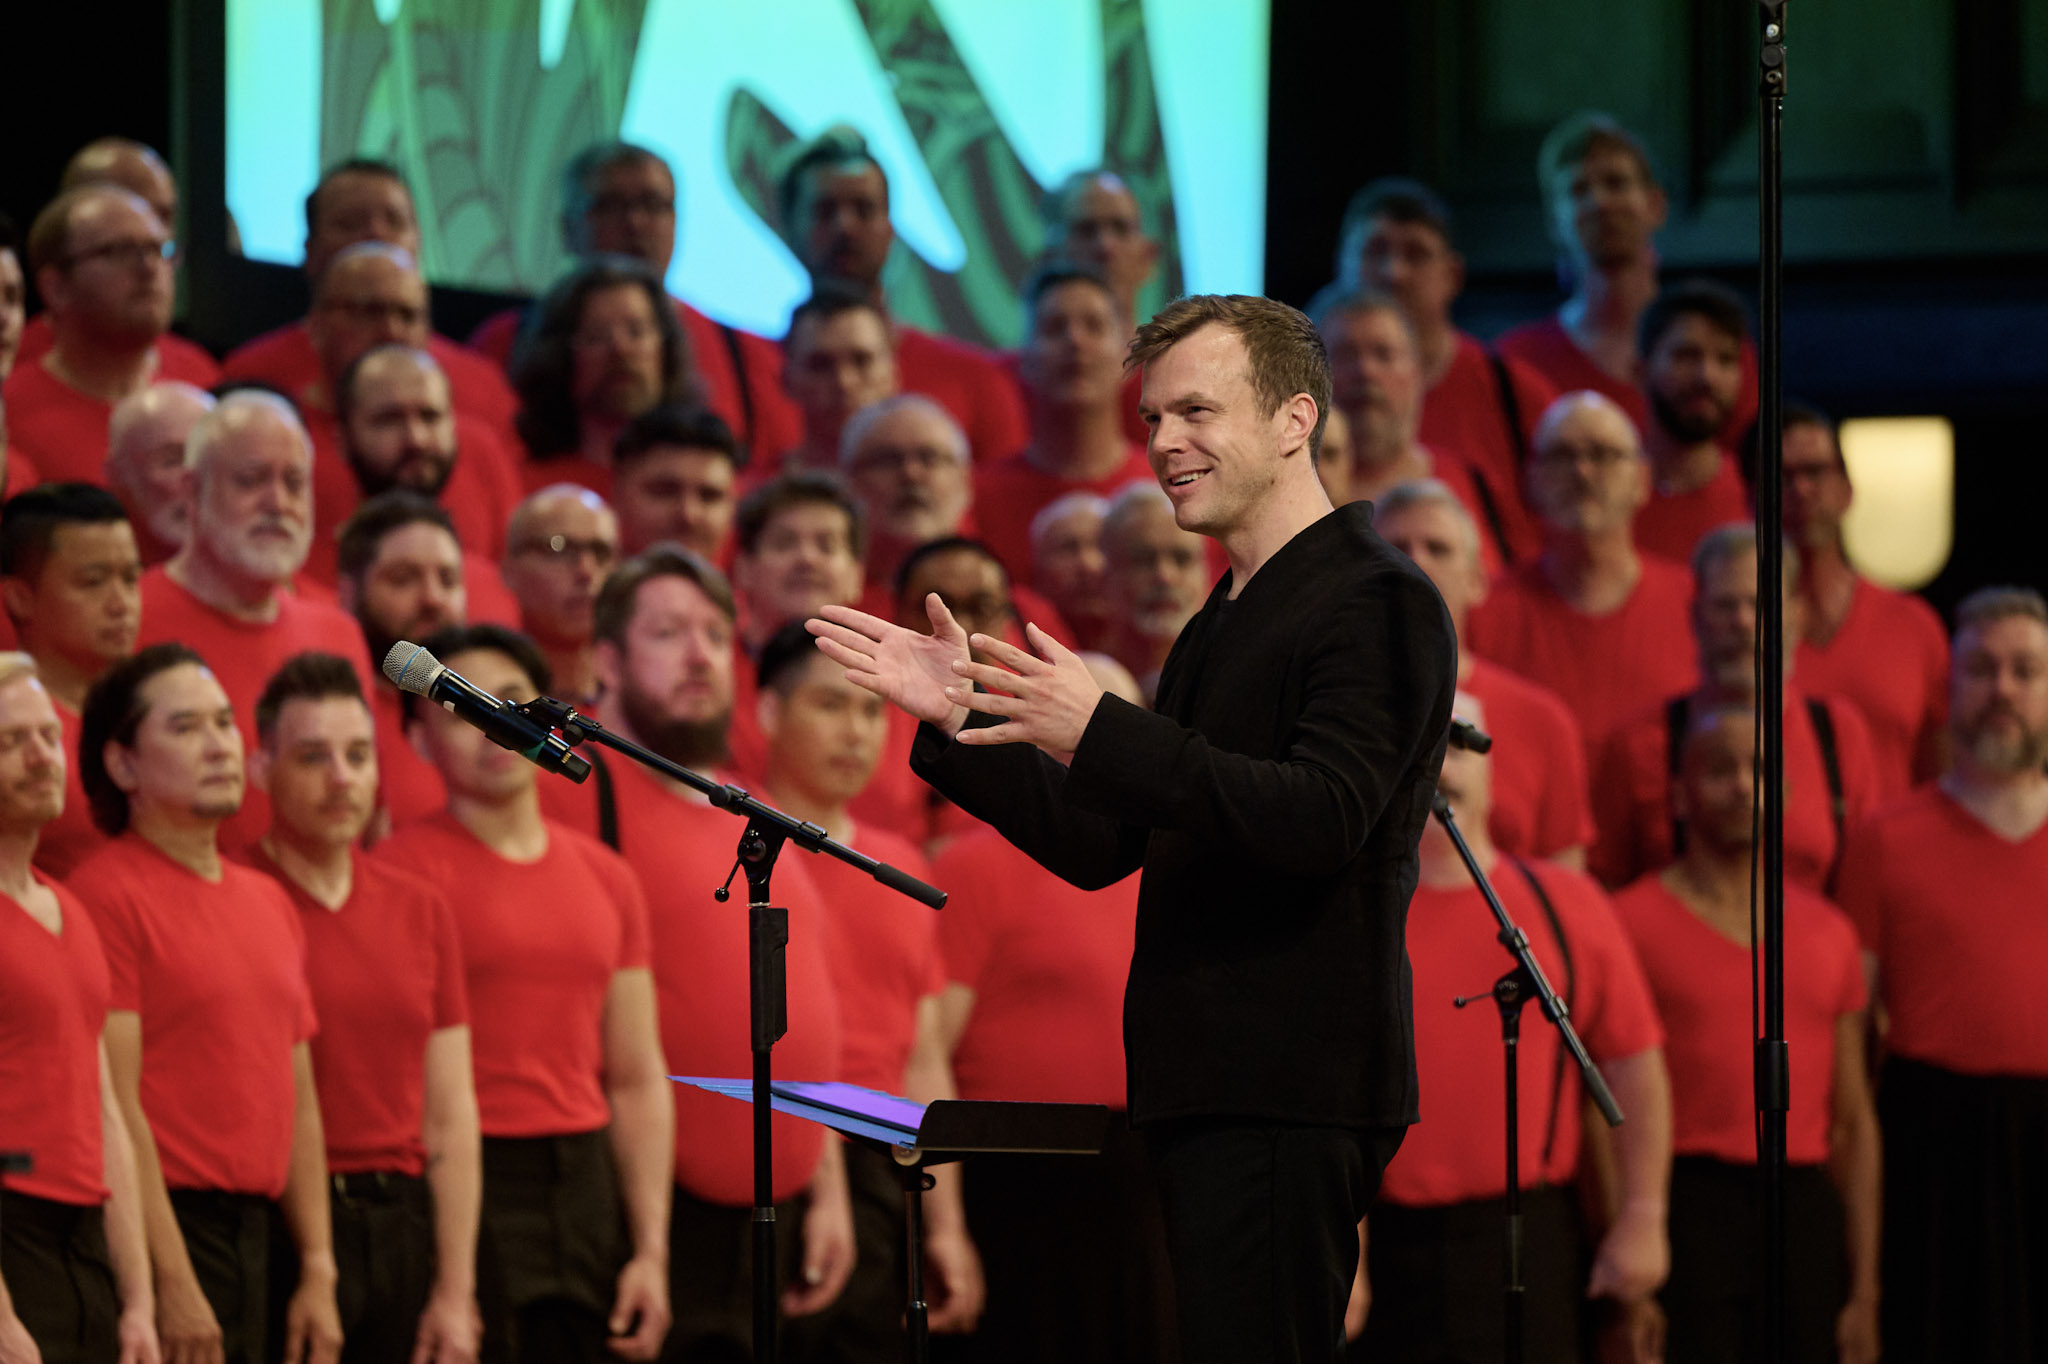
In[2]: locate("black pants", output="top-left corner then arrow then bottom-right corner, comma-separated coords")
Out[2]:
933,1118 -> 1179,1364
168,1189 -> 293,1364
1144,1119 -> 1404,1364
0,1190 -> 120,1364
478,1131 -> 630,1364
1879,1057 -> 2048,1363
789,1142 -> 908,1364
331,1171 -> 436,1364
1352,1184 -> 1586,1364
661,1183 -> 812,1362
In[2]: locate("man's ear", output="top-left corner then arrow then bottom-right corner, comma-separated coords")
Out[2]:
0,576 -> 33,631
248,744 -> 273,794
593,638 -> 623,705
757,688 -> 782,743
102,740 -> 137,796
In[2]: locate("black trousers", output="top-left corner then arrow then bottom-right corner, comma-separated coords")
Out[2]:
660,1183 -> 812,1362
789,1141 -> 908,1364
170,1190 -> 294,1364
1352,1183 -> 1586,1364
934,1118 -> 1179,1364
331,1171 -> 436,1364
1879,1057 -> 2048,1363
0,1190 -> 120,1364
478,1131 -> 630,1364
1144,1119 -> 1404,1364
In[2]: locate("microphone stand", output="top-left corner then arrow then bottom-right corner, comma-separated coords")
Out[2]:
1432,789 -> 1623,1364
518,695 -> 945,1362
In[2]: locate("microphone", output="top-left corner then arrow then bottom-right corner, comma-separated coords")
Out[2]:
1448,718 -> 1493,754
383,641 -> 592,784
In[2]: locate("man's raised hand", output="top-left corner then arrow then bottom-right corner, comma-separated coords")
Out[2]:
808,596 -> 973,734
945,624 -> 1105,758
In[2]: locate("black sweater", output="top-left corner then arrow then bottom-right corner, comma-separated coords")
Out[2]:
912,502 -> 1456,1128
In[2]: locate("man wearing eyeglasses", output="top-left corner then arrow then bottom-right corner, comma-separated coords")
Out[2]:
839,394 -> 974,596
2,185 -> 220,485
498,484 -> 620,709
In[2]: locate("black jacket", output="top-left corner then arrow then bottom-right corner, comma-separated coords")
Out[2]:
912,502 -> 1456,1128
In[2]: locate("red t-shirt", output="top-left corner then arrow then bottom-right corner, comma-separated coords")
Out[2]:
1466,555 -> 1697,765
369,684 -> 447,833
34,699 -> 109,881
1613,875 -> 1862,1165
1381,860 -> 1663,1207
1426,448 -> 1520,578
223,324 -> 520,456
1795,578 -> 1950,798
469,297 -> 801,465
69,834 -> 315,1196
256,848 -> 468,1175
930,828 -> 1137,1109
374,812 -> 651,1136
1633,452 -> 1750,566
0,877 -> 112,1205
1416,333 -> 1556,561
806,821 -> 945,1093
1591,686 -> 1882,892
538,756 -> 841,1204
1493,313 -> 1760,449
1,346 -> 223,487
136,568 -> 377,855
894,326 -> 1030,468
969,446 -> 1154,583
17,315 -> 221,380
3,445 -> 41,498
1464,658 -> 1594,860
1835,787 -> 2048,1076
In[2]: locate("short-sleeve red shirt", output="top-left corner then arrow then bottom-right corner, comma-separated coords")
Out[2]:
805,821 -> 944,1094
135,568 -> 376,854
1590,686 -> 1883,892
0,877 -> 112,1206
370,684 -> 447,832
1613,875 -> 1863,1165
894,326 -> 1030,468
1,346 -> 223,486
34,699 -> 109,881
254,847 -> 469,1175
1633,452 -> 1750,566
1416,333 -> 1557,561
1796,579 -> 1950,797
969,446 -> 1154,583
1493,314 -> 1760,450
15,316 -> 222,390
1835,787 -> 2048,1077
374,813 -> 649,1136
538,756 -> 842,1203
1381,860 -> 1663,1207
930,828 -> 1138,1109
1464,658 -> 1594,861
68,834 -> 315,1197
1466,555 -> 1697,765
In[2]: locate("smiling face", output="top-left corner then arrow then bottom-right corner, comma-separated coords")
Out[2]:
1138,323 -> 1301,537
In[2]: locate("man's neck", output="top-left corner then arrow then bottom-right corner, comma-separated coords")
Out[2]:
259,829 -> 354,910
1661,850 -> 1758,938
763,772 -> 850,843
1023,400 -> 1128,481
1348,439 -> 1433,506
1418,828 -> 1494,889
578,415 -> 628,467
1560,254 -> 1660,375
25,647 -> 97,713
166,548 -> 283,623
1795,532 -> 1859,645
1643,427 -> 1725,495
45,330 -> 159,404
1217,474 -> 1334,598
0,828 -> 42,906
540,642 -> 599,708
130,807 -> 223,880
791,430 -> 842,474
1538,532 -> 1641,614
449,787 -> 550,861
1941,762 -> 2048,842
1412,316 -> 1459,387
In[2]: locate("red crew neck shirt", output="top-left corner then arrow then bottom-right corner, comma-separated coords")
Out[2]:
805,821 -> 944,1094
1,345 -> 223,486
69,834 -> 315,1196
1835,787 -> 2048,1077
1382,860 -> 1662,1207
34,699 -> 109,880
1463,658 -> 1594,861
894,326 -> 1029,467
1634,452 -> 1750,566
375,812 -> 648,1135
0,877 -> 112,1205
254,847 -> 468,1175
370,684 -> 448,833
1795,578 -> 1950,797
1494,313 -> 1760,449
1466,554 -> 1697,765
930,828 -> 1138,1109
1613,874 -> 1862,1165
538,756 -> 841,1204
970,445 -> 1154,583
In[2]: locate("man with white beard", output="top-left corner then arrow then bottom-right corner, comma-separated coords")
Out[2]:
1097,483 -> 1210,704
133,391 -> 374,854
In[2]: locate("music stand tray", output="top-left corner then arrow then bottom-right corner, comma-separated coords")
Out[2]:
674,1078 -> 1108,1361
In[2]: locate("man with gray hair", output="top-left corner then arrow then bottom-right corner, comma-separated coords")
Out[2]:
1029,491 -> 1112,654
1835,584 -> 2048,1362
841,393 -> 973,593
104,380 -> 214,564
133,390 -> 375,852
1589,521 -> 1881,892
1098,482 -> 1211,705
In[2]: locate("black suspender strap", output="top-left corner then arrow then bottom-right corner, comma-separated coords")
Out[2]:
717,323 -> 759,464
1663,693 -> 1694,857
1484,346 -> 1532,474
1462,460 -> 1520,570
1509,858 -> 1575,1172
1806,696 -> 1846,889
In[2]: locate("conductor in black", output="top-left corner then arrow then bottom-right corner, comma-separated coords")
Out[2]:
809,292 -> 1455,1362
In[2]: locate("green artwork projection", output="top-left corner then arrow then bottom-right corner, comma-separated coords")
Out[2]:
227,0 -> 1270,346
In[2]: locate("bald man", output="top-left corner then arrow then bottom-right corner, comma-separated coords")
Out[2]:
105,381 -> 214,564
500,484 -> 619,707
3,186 -> 220,484
132,391 -> 376,853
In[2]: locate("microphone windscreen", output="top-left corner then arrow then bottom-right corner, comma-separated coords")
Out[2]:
383,641 -> 444,696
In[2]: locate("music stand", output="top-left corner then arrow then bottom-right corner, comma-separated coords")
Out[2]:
677,1078 -> 1108,1363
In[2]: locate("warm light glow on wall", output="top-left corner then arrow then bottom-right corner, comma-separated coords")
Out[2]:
1838,417 -> 1955,591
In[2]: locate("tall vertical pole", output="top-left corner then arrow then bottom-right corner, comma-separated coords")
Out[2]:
1755,7 -> 1791,1363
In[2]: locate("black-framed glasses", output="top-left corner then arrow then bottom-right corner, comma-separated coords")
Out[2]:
65,238 -> 178,271
512,534 -> 617,568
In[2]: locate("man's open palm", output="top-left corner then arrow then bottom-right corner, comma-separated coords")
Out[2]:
808,596 -> 972,733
